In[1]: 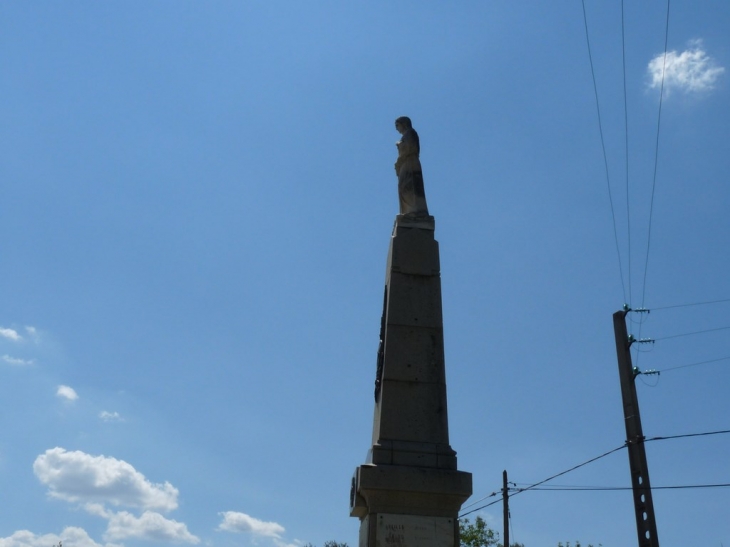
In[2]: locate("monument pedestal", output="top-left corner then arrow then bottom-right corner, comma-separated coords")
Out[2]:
350,215 -> 472,547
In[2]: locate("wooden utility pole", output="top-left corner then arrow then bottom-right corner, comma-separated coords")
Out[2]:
613,310 -> 660,547
502,470 -> 509,547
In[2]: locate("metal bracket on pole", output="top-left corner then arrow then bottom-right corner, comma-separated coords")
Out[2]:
613,310 -> 660,547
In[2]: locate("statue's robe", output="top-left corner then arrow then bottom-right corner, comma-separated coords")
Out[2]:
395,128 -> 429,216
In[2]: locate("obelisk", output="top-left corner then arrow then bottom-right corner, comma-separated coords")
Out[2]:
350,118 -> 472,547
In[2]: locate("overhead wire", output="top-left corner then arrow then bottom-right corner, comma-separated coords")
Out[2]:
632,317 -> 730,368
471,3 -> 719,528
509,443 -> 627,499
650,325 -> 730,342
461,428 -> 730,517
656,355 -> 730,373
649,298 -> 730,311
582,0 -> 675,315
581,0 -> 627,304
460,490 -> 499,512
459,495 -> 503,518
634,0 -> 672,370
645,428 -> 730,442
517,483 -> 730,492
460,443 -> 626,518
475,450 -> 618,507
621,0 -> 632,307
509,508 -> 516,547
639,0 -> 672,311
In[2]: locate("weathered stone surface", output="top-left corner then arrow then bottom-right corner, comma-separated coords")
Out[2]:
353,464 -> 472,516
380,325 -> 445,383
384,272 -> 443,329
389,227 -> 440,276
351,215 -> 472,547
368,439 -> 456,470
376,514 -> 455,547
394,117 -> 429,217
376,381 -> 449,444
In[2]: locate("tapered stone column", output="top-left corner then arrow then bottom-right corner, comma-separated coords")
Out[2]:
350,214 -> 472,547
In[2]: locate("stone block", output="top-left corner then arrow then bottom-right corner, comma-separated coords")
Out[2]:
391,450 -> 439,468
375,513 -> 455,547
385,273 -> 443,329
437,453 -> 457,469
394,214 -> 435,231
355,464 -> 472,516
390,227 -> 441,276
368,440 -> 457,470
381,325 -> 445,383
377,380 -> 449,445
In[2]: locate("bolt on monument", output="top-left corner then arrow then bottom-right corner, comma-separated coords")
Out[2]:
350,117 -> 472,547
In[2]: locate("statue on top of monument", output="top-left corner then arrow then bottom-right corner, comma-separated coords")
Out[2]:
394,116 -> 429,217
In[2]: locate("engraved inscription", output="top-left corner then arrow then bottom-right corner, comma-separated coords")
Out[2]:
384,523 -> 405,545
376,514 -> 453,547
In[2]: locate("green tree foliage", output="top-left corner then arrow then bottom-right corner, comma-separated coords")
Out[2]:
301,522 -> 597,547
457,515 -> 543,547
460,516 -> 497,547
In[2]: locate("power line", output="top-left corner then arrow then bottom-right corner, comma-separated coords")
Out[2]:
460,428 -> 730,517
459,494 -> 503,518
460,490 -> 499,512
509,444 -> 627,498
655,355 -> 730,373
635,0 -> 671,379
509,507 -> 516,547
460,443 -> 627,518
650,325 -> 730,342
639,0 -> 671,310
649,298 -> 730,311
516,483 -> 730,492
645,428 -> 730,442
621,0 -> 632,307
581,0 -> 627,304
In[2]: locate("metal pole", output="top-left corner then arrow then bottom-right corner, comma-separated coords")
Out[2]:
613,310 -> 660,547
502,470 -> 509,547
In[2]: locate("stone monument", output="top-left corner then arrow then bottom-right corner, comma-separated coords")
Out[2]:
350,118 -> 472,547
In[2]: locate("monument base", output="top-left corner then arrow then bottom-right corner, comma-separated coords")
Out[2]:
359,513 -> 457,547
351,464 -> 471,547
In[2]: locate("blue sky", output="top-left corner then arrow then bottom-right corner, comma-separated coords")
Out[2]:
1,2 -> 729,546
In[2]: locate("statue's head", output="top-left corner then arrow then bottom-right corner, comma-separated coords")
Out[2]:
395,116 -> 412,130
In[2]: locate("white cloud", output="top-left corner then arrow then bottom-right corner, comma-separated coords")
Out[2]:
102,510 -> 199,544
33,448 -> 179,512
99,411 -> 124,422
0,327 -> 21,341
85,502 -> 110,517
218,511 -> 286,538
0,527 -> 112,547
2,355 -> 33,366
648,39 -> 724,95
56,385 -> 79,401
85,504 -> 198,544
